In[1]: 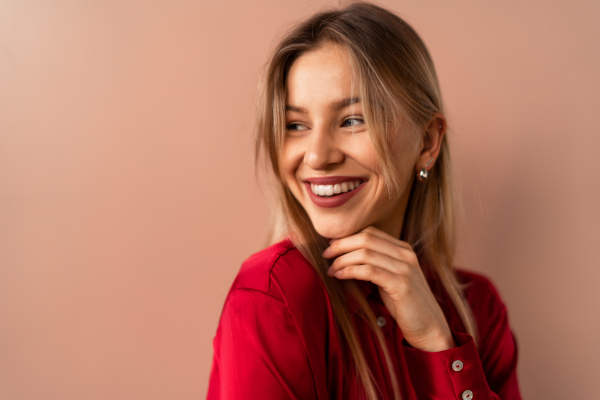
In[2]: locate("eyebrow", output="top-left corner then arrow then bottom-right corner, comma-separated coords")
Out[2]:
285,97 -> 361,114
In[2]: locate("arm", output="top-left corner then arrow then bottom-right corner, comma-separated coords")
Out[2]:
402,276 -> 521,400
324,227 -> 521,399
403,329 -> 519,399
207,288 -> 317,400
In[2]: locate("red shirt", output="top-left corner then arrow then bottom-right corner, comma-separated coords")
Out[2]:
208,239 -> 521,399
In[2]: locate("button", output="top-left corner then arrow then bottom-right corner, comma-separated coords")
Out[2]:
452,360 -> 464,372
462,389 -> 473,399
376,316 -> 386,327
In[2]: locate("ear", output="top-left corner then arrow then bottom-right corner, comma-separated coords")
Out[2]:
416,113 -> 446,173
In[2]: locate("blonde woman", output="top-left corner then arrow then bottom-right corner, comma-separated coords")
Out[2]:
208,3 -> 521,399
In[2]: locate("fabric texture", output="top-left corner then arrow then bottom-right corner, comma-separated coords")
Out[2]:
207,239 -> 521,399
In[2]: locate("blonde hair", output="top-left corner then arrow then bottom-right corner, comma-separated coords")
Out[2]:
255,3 -> 477,399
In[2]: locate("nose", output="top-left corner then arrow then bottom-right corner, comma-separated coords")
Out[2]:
303,125 -> 344,170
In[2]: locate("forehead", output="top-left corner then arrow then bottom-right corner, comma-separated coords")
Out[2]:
285,43 -> 361,106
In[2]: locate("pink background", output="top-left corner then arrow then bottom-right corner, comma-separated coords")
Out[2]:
1,0 -> 599,398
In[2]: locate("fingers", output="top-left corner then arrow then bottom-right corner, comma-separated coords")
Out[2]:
331,263 -> 403,289
324,226 -> 420,287
323,227 -> 416,265
359,226 -> 409,248
357,226 -> 412,250
326,248 -> 410,277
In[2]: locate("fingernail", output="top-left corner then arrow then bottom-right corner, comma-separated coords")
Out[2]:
334,270 -> 343,278
323,247 -> 331,257
326,266 -> 333,276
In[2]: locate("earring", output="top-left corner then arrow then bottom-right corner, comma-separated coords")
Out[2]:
417,158 -> 434,183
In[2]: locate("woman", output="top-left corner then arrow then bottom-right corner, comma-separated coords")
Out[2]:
208,3 -> 521,399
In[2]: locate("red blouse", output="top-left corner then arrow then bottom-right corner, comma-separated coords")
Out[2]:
207,239 -> 521,399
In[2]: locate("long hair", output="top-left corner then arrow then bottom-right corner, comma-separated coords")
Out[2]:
255,3 -> 477,399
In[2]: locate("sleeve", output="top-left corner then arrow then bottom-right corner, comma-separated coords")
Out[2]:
402,281 -> 521,399
207,288 -> 317,400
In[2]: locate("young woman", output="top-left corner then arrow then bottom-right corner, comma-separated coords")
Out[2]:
208,3 -> 521,399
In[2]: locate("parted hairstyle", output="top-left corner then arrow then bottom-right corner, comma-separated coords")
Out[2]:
255,2 -> 477,399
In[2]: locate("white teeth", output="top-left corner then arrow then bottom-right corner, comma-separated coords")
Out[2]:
309,180 -> 363,197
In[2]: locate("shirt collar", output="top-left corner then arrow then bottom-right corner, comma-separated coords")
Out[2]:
347,280 -> 378,314
356,279 -> 377,298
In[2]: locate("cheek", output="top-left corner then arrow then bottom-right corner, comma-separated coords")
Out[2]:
389,133 -> 421,173
281,141 -> 304,187
343,135 -> 381,171
362,146 -> 382,174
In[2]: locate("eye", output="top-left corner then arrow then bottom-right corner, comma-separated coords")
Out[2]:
286,122 -> 309,131
341,117 -> 364,128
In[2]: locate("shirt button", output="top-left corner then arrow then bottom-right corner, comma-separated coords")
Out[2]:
452,360 -> 464,372
376,316 -> 386,327
462,389 -> 473,399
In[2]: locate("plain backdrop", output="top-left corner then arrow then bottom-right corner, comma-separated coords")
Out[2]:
1,0 -> 599,398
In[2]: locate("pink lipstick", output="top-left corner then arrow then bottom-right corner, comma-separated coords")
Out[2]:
304,176 -> 366,208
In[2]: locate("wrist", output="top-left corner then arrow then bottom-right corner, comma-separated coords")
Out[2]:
412,329 -> 456,352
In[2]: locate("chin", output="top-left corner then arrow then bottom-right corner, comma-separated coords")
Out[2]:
313,221 -> 360,240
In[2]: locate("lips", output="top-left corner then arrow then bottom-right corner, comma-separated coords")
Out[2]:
303,176 -> 366,208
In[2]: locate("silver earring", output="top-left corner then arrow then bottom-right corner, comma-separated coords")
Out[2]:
417,158 -> 434,183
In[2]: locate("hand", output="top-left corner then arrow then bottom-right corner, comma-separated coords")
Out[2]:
323,226 -> 455,352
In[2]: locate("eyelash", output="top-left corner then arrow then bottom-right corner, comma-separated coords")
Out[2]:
286,117 -> 364,131
341,117 -> 364,127
286,123 -> 307,131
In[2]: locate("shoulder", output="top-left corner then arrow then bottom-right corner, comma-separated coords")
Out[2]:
453,268 -> 511,340
212,240 -> 332,399
454,268 -> 507,311
229,239 -> 297,296
229,239 -> 329,311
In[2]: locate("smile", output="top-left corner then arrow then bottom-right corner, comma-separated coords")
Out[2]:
310,180 -> 362,197
303,177 -> 366,208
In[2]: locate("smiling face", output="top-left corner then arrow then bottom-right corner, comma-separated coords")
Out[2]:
282,42 -> 422,239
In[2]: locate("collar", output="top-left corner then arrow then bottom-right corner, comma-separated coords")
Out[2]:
347,280 -> 379,314
356,279 -> 377,298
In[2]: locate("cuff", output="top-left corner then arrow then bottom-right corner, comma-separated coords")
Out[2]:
403,331 -> 490,400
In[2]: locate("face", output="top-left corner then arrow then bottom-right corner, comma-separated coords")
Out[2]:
282,42 -> 421,239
